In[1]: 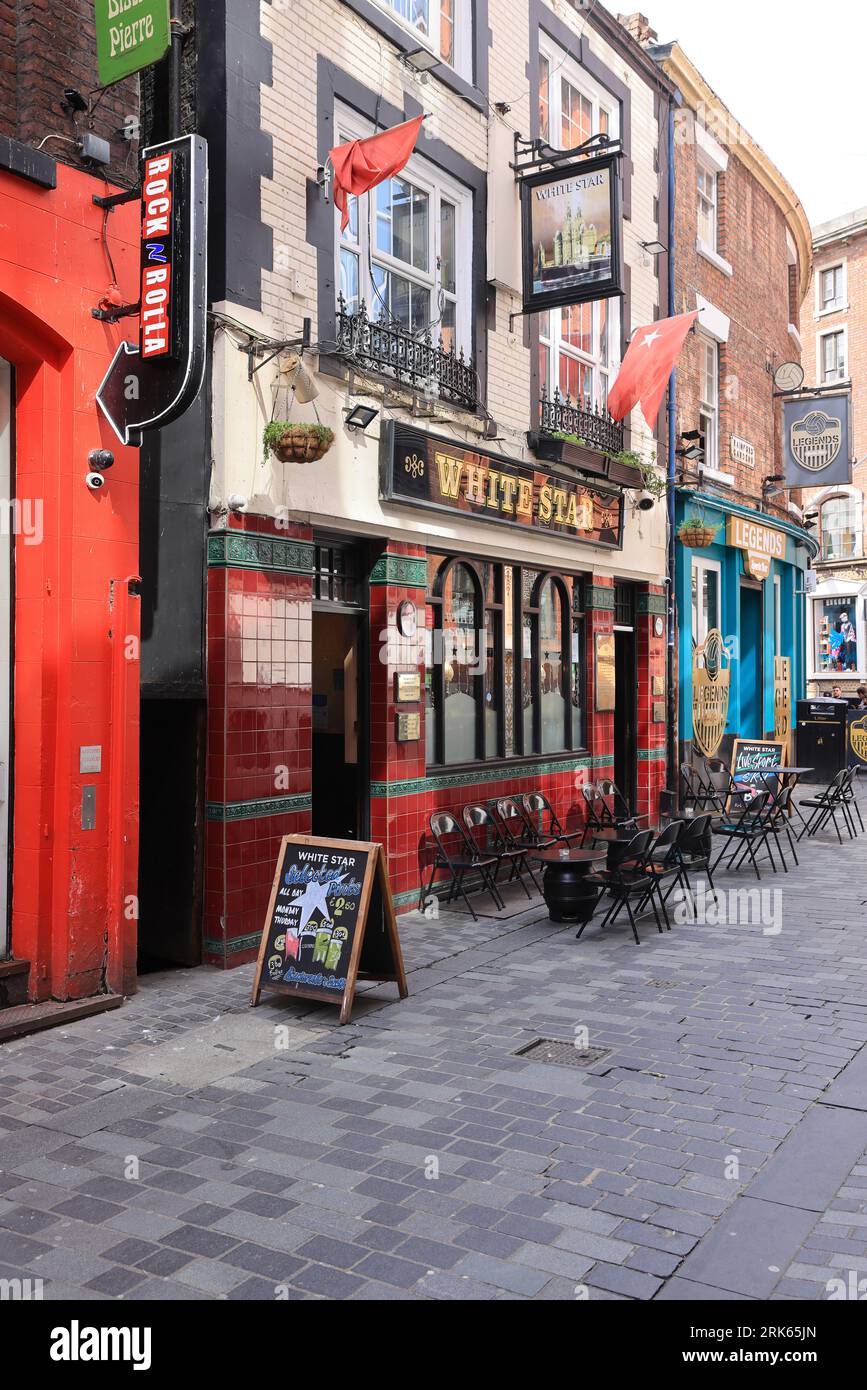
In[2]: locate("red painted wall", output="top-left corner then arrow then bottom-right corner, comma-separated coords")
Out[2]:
0,160 -> 140,1000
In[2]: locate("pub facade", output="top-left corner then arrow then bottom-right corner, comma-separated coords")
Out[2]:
202,0 -> 678,964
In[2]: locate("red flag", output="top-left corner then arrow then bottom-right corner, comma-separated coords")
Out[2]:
607,311 -> 699,428
329,116 -> 425,232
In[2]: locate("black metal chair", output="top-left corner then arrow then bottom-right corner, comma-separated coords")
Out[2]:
711,791 -> 775,880
521,792 -> 584,851
681,763 -> 713,813
797,770 -> 854,844
580,830 -> 659,946
596,779 -> 644,828
702,758 -> 733,812
642,821 -> 690,930
419,811 -> 505,921
675,814 -> 719,914
840,765 -> 864,834
463,803 -> 534,901
493,798 -> 544,892
765,783 -> 800,871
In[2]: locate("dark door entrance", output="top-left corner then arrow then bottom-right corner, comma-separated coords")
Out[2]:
740,583 -> 764,739
311,540 -> 368,840
614,583 -> 637,813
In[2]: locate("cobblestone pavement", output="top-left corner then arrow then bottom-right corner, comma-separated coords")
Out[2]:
2,796 -> 867,1301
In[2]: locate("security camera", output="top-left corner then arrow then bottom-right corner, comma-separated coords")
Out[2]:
228,494 -> 247,512
85,471 -> 107,491
88,448 -> 115,471
636,491 -> 656,512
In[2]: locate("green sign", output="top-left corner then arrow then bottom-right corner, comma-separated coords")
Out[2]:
94,0 -> 171,85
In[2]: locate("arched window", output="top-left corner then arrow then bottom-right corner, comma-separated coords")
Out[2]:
821,494 -> 861,561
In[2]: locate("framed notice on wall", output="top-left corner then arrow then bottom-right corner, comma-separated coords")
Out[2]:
595,633 -> 616,713
250,837 -> 408,1025
520,153 -> 622,314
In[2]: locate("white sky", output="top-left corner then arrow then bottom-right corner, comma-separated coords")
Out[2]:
606,0 -> 867,227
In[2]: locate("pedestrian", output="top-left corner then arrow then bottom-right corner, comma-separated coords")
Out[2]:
857,686 -> 867,710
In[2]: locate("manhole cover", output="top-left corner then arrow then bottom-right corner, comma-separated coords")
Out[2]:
515,1038 -> 611,1068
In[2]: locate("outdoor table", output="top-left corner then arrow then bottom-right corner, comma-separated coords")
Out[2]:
530,847 -> 608,924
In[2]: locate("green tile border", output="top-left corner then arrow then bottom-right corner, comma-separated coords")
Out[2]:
207,531 -> 315,576
370,554 -> 427,588
637,593 -> 666,616
638,747 -> 667,762
585,585 -> 616,611
206,793 -> 312,822
371,755 -> 615,799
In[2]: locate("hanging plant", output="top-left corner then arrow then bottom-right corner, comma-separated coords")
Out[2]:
263,421 -> 334,464
678,514 -> 720,548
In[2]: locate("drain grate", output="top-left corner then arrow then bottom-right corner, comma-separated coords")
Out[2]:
515,1038 -> 611,1068
648,979 -> 678,989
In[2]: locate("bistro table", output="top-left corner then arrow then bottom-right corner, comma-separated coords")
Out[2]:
530,847 -> 608,924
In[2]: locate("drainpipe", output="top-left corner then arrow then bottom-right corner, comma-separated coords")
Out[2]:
665,91 -> 679,796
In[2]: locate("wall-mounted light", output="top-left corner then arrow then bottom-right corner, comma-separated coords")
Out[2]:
401,45 -> 441,74
344,403 -> 379,433
677,430 -> 704,463
640,239 -> 668,256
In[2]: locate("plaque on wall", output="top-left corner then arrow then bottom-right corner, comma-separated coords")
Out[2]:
395,673 -> 421,703
652,675 -> 665,697
595,634 -> 616,713
653,701 -> 666,724
395,712 -> 421,742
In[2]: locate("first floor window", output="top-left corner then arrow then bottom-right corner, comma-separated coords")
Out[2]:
821,494 -> 861,561
813,595 -> 861,674
426,556 -> 585,765
374,0 -> 471,79
691,556 -> 721,647
336,104 -> 471,356
820,264 -> 844,312
699,335 -> 719,472
539,297 -> 619,412
821,330 -> 846,383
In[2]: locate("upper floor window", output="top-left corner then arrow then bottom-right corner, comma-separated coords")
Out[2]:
537,41 -> 619,417
819,263 -> 845,313
697,163 -> 718,252
820,329 -> 846,383
336,106 -> 471,357
375,0 -> 472,80
698,335 -> 719,472
821,494 -> 861,561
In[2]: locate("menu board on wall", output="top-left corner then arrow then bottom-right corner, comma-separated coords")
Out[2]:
250,837 -> 408,1025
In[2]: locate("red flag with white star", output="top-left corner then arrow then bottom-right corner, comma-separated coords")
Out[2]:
607,311 -> 698,427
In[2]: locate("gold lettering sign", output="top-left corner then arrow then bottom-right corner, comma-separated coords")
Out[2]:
395,673 -> 421,704
692,628 -> 731,757
595,634 -> 615,713
850,714 -> 867,764
726,516 -> 785,583
773,655 -> 792,755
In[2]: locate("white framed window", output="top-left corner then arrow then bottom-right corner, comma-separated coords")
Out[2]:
820,493 -> 862,561
374,0 -> 472,81
335,104 -> 472,356
697,163 -> 718,252
698,334 -> 719,473
537,38 -> 620,413
817,261 -> 846,315
819,327 -> 847,383
691,556 -> 721,647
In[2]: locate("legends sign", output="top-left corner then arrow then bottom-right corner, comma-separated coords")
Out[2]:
250,836 -> 408,1025
727,515 -> 785,582
381,422 -> 624,549
94,0 -> 171,86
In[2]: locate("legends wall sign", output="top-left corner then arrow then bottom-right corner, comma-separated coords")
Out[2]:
782,391 -> 852,487
520,153 -> 622,313
727,515 -> 785,582
97,135 -> 207,446
381,423 -> 624,549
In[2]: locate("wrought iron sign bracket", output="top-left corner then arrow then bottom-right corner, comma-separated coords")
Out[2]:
92,299 -> 141,323
92,185 -> 140,210
241,319 -> 312,382
512,130 -> 622,181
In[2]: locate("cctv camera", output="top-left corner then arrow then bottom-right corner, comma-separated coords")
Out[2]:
636,491 -> 656,512
85,471 -> 107,491
88,448 -> 115,471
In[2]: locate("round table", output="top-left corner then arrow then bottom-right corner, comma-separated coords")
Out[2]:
530,847 -> 608,924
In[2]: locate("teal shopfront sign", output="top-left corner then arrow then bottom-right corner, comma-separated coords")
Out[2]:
94,0 -> 171,85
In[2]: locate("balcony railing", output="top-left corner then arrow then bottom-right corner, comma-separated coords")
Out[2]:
539,387 -> 624,457
335,296 -> 478,411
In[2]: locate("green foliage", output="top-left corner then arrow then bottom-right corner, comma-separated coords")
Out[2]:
263,421 -> 334,456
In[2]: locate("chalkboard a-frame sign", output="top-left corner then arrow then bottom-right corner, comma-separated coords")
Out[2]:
250,836 -> 408,1025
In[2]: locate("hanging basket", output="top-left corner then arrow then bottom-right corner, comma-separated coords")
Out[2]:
264,422 -> 334,464
678,519 -> 719,549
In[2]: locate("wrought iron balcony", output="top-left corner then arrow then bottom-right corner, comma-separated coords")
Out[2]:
335,296 -> 478,411
539,387 -> 624,457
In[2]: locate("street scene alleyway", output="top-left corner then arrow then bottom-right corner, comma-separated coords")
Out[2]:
2,796 -> 867,1303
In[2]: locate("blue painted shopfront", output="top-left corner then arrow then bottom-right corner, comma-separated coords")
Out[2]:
676,493 -> 817,753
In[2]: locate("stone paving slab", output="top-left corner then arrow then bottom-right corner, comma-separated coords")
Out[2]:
2,797 -> 867,1299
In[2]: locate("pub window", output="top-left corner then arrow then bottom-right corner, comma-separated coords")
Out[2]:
691,556 -> 721,647
820,329 -> 846,384
820,493 -> 861,561
314,543 -> 359,604
536,39 -> 620,414
373,1 -> 473,81
426,557 -> 586,766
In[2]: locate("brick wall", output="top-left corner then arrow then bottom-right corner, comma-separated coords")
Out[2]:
2,0 -> 139,184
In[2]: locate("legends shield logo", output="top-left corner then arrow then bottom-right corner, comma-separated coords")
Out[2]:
791,410 -> 842,472
850,715 -> 867,765
692,629 -> 731,758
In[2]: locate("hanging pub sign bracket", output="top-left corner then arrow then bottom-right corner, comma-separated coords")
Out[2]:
512,130 -> 622,180
241,319 -> 312,382
96,133 -> 208,446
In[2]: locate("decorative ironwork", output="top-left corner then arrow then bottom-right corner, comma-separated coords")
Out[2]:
540,387 -> 624,456
335,297 -> 478,410
512,130 -> 622,180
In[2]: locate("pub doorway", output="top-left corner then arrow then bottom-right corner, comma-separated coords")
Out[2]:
614,582 -> 637,814
311,539 -> 369,840
739,581 -> 764,739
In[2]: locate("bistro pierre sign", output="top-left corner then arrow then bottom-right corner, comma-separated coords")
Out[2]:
94,0 -> 171,86
381,422 -> 623,549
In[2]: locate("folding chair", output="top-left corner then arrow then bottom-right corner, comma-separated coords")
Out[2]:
701,758 -> 733,813
419,811 -> 505,921
711,791 -> 775,880
596,779 -> 644,827
681,763 -> 711,813
521,792 -> 584,850
766,783 -> 800,871
840,766 -> 864,834
579,830 -> 659,945
675,814 -> 720,914
463,803 -> 534,901
493,798 -> 544,892
797,770 -> 853,844
642,821 -> 691,930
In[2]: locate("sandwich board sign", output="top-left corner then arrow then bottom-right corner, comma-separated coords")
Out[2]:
250,836 -> 408,1025
728,738 -> 786,806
